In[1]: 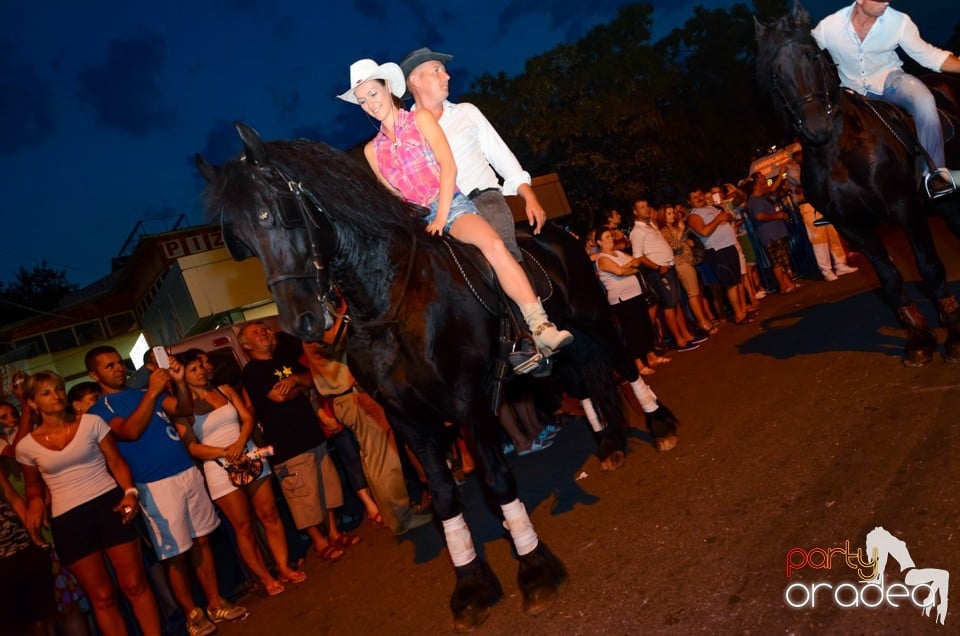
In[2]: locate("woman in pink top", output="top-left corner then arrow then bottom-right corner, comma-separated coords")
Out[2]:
16,371 -> 160,636
337,59 -> 572,371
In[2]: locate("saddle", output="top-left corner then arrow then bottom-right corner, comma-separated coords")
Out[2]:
849,89 -> 959,172
438,234 -> 556,411
438,236 -> 553,315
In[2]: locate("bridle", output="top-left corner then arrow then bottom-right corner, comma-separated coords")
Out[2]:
221,155 -> 344,328
222,153 -> 419,336
769,42 -> 839,140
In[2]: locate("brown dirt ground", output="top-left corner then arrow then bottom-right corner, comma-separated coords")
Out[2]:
220,220 -> 960,636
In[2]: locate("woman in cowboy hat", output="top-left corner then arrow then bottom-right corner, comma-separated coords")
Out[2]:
337,59 -> 573,369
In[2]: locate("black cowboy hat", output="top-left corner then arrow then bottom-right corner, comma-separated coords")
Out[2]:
399,47 -> 453,78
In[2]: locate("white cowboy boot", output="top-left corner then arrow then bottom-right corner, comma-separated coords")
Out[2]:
520,299 -> 574,355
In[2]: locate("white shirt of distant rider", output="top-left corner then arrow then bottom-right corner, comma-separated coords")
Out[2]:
812,4 -> 951,96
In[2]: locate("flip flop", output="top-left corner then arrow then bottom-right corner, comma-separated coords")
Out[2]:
367,511 -> 384,526
279,570 -> 307,585
264,580 -> 285,597
333,533 -> 361,549
316,544 -> 344,562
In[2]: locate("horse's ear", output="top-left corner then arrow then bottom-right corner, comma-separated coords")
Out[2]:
791,0 -> 811,28
234,121 -> 267,167
754,15 -> 768,39
194,153 -> 219,183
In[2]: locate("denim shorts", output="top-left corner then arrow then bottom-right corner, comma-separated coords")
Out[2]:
425,192 -> 479,232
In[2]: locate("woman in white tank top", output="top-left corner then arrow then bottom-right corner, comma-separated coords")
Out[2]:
173,350 -> 305,596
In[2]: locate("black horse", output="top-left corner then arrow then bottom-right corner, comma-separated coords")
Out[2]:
196,123 -> 678,631
756,2 -> 960,366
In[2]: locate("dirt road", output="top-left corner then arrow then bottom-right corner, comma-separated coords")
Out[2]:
220,222 -> 960,635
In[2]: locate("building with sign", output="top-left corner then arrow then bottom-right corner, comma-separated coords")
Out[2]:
0,225 -> 274,390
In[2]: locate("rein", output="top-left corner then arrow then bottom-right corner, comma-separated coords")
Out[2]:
768,42 -> 838,140
243,155 -> 419,333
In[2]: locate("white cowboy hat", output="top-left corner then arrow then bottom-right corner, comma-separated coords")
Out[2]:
336,59 -> 406,104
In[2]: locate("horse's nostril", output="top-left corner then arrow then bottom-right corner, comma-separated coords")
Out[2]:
297,312 -> 319,336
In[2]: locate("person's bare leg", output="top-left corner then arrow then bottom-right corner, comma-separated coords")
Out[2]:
68,551 -> 128,636
248,478 -> 301,580
215,489 -> 280,592
189,535 -> 223,610
163,553 -> 199,615
727,285 -> 747,322
105,540 -> 161,636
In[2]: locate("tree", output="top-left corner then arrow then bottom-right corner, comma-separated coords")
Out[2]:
462,2 -> 790,235
0,262 -> 78,325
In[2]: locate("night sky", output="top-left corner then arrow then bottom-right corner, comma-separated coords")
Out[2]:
0,1 -> 953,287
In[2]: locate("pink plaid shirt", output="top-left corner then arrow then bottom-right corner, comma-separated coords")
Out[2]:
374,109 -> 442,207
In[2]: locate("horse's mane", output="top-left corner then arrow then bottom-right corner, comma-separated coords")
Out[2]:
204,138 -> 423,241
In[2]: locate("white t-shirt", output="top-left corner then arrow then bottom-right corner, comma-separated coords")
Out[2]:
630,221 -> 676,266
15,414 -> 118,517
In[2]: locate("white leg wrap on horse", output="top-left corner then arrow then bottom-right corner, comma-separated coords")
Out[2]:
580,398 -> 604,432
629,378 -> 659,413
442,514 -> 477,567
501,499 -> 539,556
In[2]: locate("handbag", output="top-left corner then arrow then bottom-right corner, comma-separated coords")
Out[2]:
218,455 -> 264,488
217,445 -> 273,488
636,270 -> 659,306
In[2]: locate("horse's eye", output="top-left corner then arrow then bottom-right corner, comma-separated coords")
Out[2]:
257,209 -> 273,227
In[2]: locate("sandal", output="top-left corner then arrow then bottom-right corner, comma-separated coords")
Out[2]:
734,316 -> 754,325
639,366 -> 656,376
264,579 -> 285,597
279,570 -> 307,585
316,544 -> 344,562
367,511 -> 384,526
333,533 -> 361,549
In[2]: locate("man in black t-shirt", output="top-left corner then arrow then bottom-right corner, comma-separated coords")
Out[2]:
239,322 -> 347,561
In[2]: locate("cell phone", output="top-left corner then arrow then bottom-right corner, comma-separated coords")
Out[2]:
152,346 -> 171,369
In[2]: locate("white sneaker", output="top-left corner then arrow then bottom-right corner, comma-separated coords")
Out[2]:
835,264 -> 858,275
754,290 -> 767,299
187,608 -> 217,636
822,271 -> 838,281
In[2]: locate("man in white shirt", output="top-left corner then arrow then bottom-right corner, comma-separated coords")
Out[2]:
400,47 -> 546,261
812,1 -> 960,198
630,200 -> 703,351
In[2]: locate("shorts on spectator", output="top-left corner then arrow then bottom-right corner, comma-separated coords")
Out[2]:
138,467 -> 220,560
50,487 -> 140,565
0,543 -> 56,631
425,192 -> 478,233
706,245 -> 743,288
642,267 -> 682,309
675,262 -> 701,297
272,443 -> 344,530
738,234 -> 757,264
765,237 -> 792,270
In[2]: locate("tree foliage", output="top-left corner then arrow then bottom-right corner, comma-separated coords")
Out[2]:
0,262 -> 78,325
462,1 -> 791,231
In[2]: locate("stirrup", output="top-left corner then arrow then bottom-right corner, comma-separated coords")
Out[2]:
924,168 -> 957,200
812,214 -> 832,227
509,337 -> 544,375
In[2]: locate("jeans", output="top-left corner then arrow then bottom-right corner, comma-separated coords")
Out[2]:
869,70 -> 945,168
425,192 -> 478,233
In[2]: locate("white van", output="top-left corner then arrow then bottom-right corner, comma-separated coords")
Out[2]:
167,316 -> 281,389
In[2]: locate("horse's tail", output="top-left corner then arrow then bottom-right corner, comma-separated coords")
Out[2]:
553,329 -> 629,460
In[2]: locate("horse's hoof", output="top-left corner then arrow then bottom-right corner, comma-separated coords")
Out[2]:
518,542 -> 567,616
904,328 -> 936,366
451,558 -> 502,632
903,350 -> 934,367
655,434 -> 679,452
645,402 -> 680,439
599,450 -> 625,472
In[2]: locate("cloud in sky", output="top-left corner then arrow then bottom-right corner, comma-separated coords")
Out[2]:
0,40 -> 57,154
75,31 -> 175,135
